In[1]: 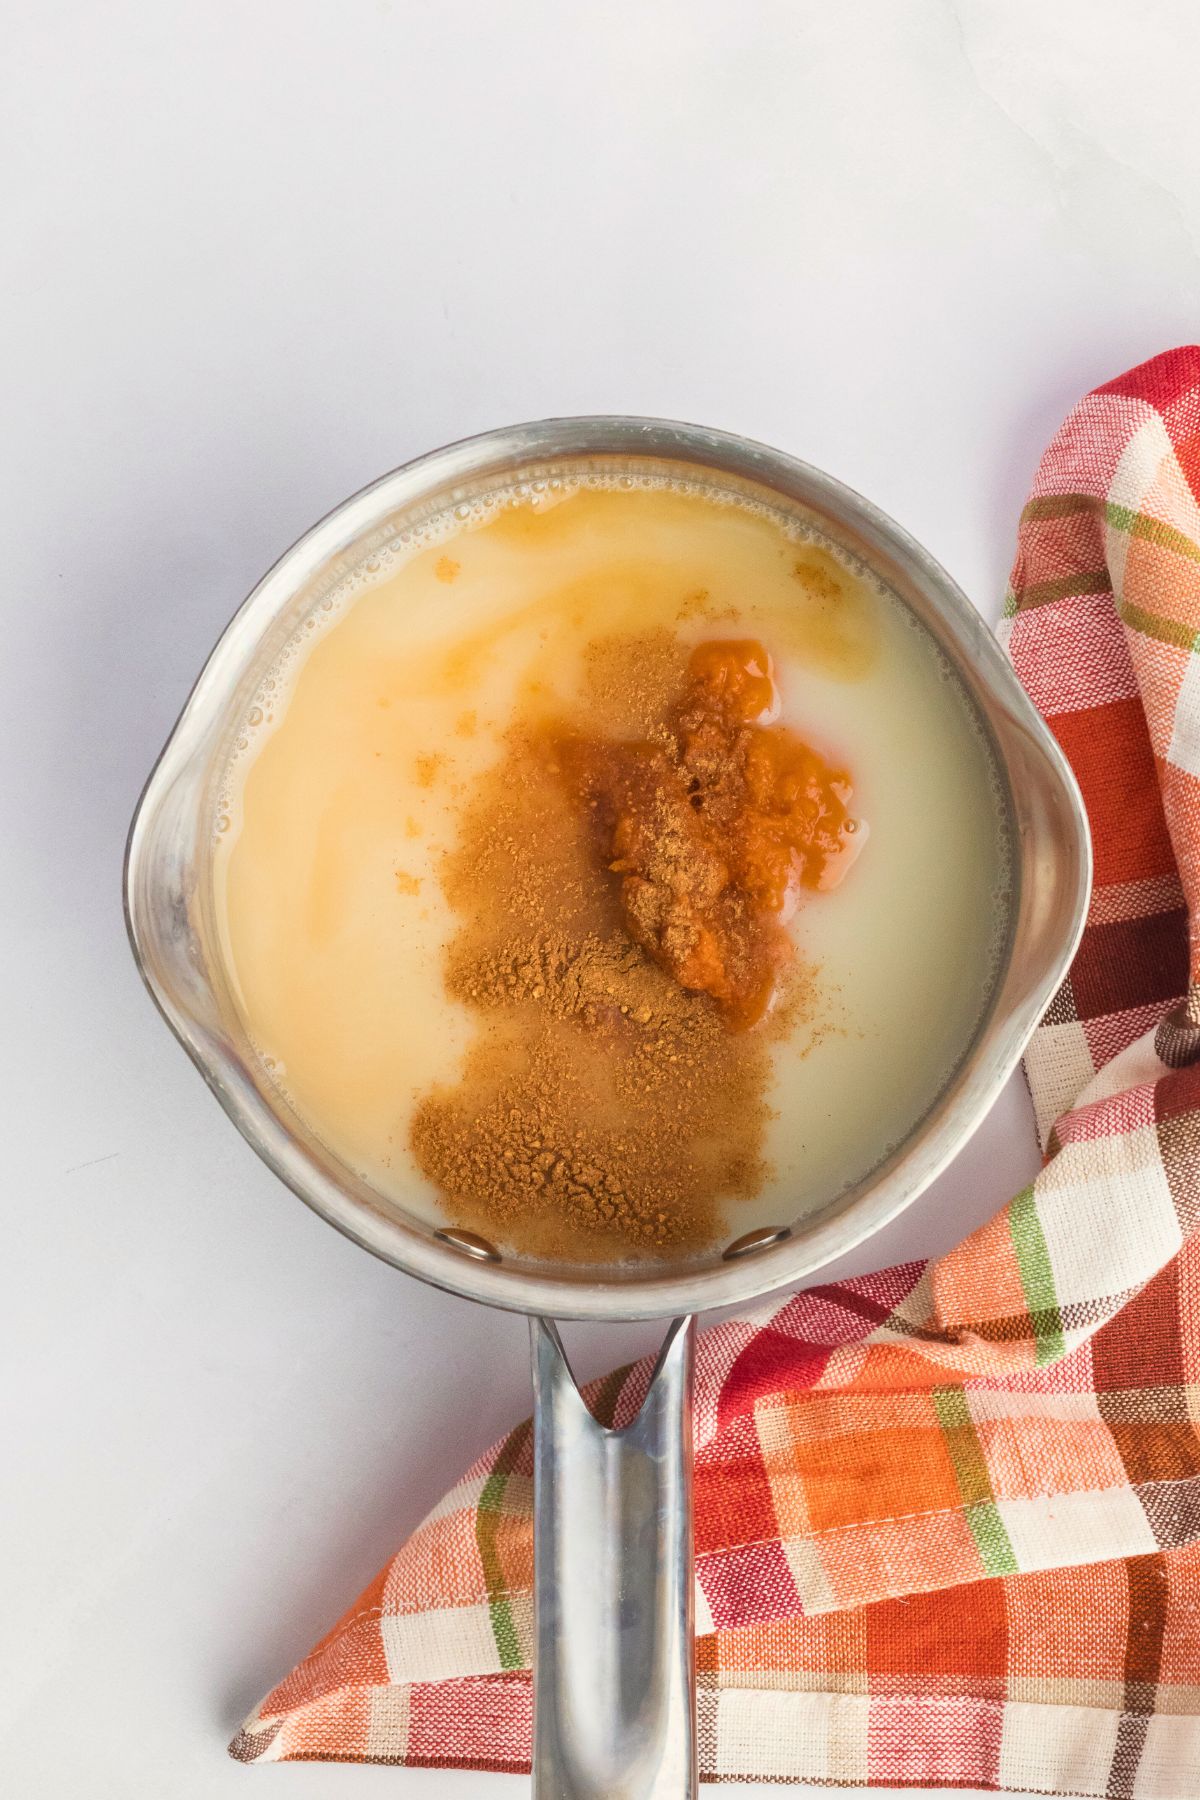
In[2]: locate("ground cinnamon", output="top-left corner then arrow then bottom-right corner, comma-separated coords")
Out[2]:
409,629 -> 835,1261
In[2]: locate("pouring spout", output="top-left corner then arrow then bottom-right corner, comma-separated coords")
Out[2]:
530,1315 -> 697,1800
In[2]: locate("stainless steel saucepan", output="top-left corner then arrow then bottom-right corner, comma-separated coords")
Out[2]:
125,419 -> 1091,1797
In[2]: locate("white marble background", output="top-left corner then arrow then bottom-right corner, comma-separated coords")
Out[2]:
5,2 -> 1200,1795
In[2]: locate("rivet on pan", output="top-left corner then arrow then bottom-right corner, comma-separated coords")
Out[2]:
435,1228 -> 502,1263
723,1225 -> 792,1261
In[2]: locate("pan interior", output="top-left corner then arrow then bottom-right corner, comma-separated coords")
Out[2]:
196,448 -> 1017,1291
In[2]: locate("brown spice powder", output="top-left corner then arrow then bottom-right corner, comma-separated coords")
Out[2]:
409,630 -> 817,1262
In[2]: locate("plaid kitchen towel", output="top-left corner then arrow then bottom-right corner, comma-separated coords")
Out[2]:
232,348 -> 1200,1795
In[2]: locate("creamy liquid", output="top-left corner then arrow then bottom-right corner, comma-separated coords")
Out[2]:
214,478 -> 1010,1249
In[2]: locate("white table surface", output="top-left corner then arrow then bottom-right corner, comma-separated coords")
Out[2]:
6,2 -> 1200,1795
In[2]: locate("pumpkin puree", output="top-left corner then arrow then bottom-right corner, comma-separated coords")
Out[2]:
558,639 -> 862,1027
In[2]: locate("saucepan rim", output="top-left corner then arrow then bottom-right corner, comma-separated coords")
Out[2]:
124,415 -> 1092,1320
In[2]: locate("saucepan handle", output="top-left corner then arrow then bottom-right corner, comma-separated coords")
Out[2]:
529,1315 -> 697,1799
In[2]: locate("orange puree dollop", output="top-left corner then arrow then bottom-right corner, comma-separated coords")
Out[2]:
559,639 -> 864,1028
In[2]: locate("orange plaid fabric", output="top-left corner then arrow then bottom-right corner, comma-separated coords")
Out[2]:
233,349 -> 1200,1795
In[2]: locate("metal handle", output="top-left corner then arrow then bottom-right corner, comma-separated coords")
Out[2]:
530,1315 -> 697,1799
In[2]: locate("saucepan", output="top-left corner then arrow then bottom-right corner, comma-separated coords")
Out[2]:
124,419 -> 1091,1797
